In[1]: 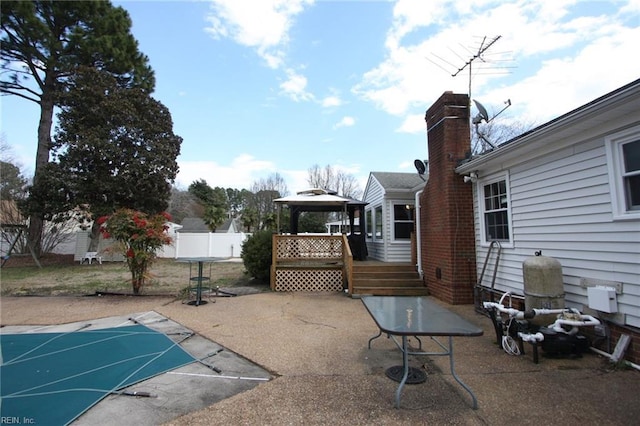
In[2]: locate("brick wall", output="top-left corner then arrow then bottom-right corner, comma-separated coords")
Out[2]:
420,91 -> 476,305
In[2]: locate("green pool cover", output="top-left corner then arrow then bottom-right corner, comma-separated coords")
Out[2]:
1,324 -> 196,425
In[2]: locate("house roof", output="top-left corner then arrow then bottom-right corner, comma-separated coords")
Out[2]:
216,218 -> 240,233
0,200 -> 24,225
369,172 -> 426,193
176,217 -> 209,233
457,78 -> 640,173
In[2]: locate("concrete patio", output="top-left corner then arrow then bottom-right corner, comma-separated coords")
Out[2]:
1,292 -> 638,425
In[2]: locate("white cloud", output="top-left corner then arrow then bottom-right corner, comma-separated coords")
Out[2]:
333,116 -> 355,129
205,0 -> 314,69
321,95 -> 342,108
175,154 -> 276,190
353,0 -> 640,124
396,114 -> 425,134
280,69 -> 314,102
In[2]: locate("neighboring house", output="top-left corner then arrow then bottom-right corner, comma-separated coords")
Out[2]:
325,217 -> 359,234
455,78 -> 640,329
74,231 -> 124,262
363,172 -> 426,262
177,217 -> 210,233
177,217 -> 241,234
216,217 -> 242,233
0,200 -> 24,256
74,221 -> 182,261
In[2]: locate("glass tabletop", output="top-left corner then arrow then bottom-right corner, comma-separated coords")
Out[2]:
175,257 -> 229,263
361,296 -> 483,337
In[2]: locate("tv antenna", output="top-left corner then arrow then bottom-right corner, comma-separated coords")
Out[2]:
428,35 -> 514,101
452,35 -> 501,100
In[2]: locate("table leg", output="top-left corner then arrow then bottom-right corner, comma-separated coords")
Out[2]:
447,336 -> 478,409
395,335 -> 410,408
195,261 -> 203,305
367,329 -> 383,349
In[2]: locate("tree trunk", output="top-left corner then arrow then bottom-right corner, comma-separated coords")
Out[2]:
29,89 -> 55,256
88,221 -> 102,252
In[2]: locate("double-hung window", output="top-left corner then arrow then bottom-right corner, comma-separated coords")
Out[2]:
374,206 -> 383,240
393,204 -> 414,240
480,176 -> 511,244
606,125 -> 640,219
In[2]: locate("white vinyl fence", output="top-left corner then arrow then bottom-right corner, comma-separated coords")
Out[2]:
173,232 -> 249,258
74,231 -> 249,261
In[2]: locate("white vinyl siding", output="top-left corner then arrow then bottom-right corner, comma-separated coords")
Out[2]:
363,175 -> 418,262
363,176 -> 384,260
472,135 -> 640,328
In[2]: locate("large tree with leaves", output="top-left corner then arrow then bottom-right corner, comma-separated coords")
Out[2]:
188,180 -> 230,231
29,67 -> 181,248
0,0 -> 154,253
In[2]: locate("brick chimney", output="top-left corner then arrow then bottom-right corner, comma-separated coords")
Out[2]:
419,92 -> 476,304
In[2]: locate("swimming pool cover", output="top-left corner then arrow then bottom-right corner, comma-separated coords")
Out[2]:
1,324 -> 196,425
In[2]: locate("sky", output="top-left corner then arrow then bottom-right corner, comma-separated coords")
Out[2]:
1,0 -> 639,195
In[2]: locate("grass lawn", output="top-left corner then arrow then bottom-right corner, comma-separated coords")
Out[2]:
0,255 -> 266,297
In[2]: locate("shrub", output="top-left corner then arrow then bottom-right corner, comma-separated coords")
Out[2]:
99,209 -> 172,294
241,230 -> 272,284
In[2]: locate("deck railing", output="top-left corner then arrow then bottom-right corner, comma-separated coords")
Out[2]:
271,234 -> 352,292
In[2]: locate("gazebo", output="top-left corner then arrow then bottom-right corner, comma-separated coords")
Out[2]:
273,188 -> 368,260
270,189 -> 368,292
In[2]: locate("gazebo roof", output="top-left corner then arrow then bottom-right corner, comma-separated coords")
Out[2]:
273,188 -> 367,211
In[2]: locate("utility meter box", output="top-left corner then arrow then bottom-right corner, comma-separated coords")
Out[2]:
587,286 -> 617,313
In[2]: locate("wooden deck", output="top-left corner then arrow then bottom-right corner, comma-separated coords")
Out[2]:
270,234 -> 428,296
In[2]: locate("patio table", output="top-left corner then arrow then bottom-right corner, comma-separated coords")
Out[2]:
362,296 -> 483,409
176,257 -> 227,306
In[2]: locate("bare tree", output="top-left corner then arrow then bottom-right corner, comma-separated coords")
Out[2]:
248,173 -> 289,231
306,164 -> 362,199
471,114 -> 539,155
166,186 -> 201,224
251,172 -> 289,197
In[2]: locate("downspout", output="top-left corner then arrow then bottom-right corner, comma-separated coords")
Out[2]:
415,189 -> 424,278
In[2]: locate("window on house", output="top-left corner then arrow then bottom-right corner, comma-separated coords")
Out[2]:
622,140 -> 640,210
393,204 -> 414,240
365,210 -> 372,239
375,206 -> 383,240
482,179 -> 510,242
606,125 -> 640,219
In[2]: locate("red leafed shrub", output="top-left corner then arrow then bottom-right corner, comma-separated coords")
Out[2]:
99,208 -> 172,294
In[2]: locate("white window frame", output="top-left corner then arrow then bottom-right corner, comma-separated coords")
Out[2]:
391,202 -> 414,242
478,172 -> 514,247
605,125 -> 640,220
374,205 -> 383,241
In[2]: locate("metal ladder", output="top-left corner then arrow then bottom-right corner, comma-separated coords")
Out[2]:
474,240 -> 501,314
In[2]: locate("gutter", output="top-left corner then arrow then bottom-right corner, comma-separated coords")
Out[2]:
415,189 -> 424,278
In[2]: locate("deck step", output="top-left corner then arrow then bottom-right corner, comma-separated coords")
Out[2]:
353,272 -> 418,279
351,287 -> 430,296
352,279 -> 424,288
350,262 -> 427,297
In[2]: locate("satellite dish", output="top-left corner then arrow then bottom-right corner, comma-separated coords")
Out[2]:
414,159 -> 426,175
472,99 -> 489,124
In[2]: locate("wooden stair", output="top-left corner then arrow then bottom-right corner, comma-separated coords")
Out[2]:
350,262 -> 429,296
